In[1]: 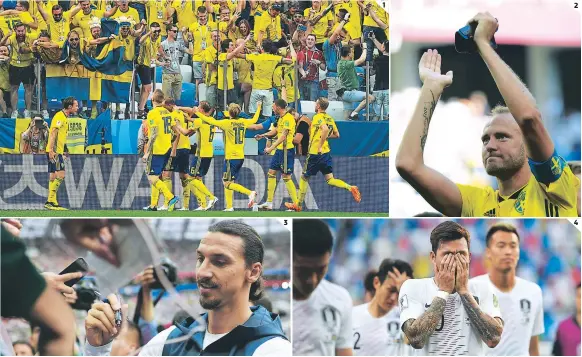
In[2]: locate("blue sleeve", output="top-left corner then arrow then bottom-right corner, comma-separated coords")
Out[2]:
258,117 -> 274,130
528,150 -> 567,184
138,317 -> 158,345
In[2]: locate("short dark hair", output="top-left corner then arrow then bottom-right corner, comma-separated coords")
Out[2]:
377,259 -> 414,283
340,46 -> 352,58
293,219 -> 333,256
38,30 -> 50,39
274,98 -> 287,109
150,22 -> 160,28
364,270 -> 377,294
485,223 -> 520,247
62,96 -> 76,109
17,0 -> 30,10
430,221 -> 470,254
197,5 -> 207,13
51,4 -> 62,12
208,220 -> 265,301
221,39 -> 232,52
163,98 -> 175,106
166,23 -> 176,32
12,341 -> 35,355
337,8 -> 348,17
262,39 -> 274,54
14,22 -> 26,30
199,100 -> 211,113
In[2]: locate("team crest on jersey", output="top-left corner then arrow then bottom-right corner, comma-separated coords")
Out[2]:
399,294 -> 408,309
387,321 -> 400,339
514,190 -> 526,215
520,299 -> 531,324
321,305 -> 341,341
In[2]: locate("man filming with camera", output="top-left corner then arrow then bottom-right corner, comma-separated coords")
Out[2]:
20,114 -> 49,154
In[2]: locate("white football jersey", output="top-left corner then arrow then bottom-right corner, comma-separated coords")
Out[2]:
399,278 -> 502,356
352,303 -> 416,356
293,279 -> 353,356
472,274 -> 544,356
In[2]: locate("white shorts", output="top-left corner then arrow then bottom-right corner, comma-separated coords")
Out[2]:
249,89 -> 273,116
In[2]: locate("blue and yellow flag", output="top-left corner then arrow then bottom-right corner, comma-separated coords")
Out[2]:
46,19 -> 134,103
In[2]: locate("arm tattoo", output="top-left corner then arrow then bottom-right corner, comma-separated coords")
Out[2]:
402,297 -> 446,349
420,90 -> 437,152
460,293 -> 503,347
147,127 -> 158,156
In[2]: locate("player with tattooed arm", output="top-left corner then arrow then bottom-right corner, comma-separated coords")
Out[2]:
395,12 -> 579,217
398,221 -> 503,355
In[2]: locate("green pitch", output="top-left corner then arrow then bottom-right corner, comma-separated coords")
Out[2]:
3,210 -> 387,218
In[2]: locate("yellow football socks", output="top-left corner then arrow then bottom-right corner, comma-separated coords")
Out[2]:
191,178 -> 213,199
182,178 -> 191,208
327,178 -> 350,190
284,177 -> 298,204
154,179 -> 173,202
229,183 -> 252,196
48,177 -> 63,203
224,187 -> 234,209
163,177 -> 172,205
267,173 -> 277,202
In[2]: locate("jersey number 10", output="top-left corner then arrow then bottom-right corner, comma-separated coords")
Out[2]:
233,127 -> 245,144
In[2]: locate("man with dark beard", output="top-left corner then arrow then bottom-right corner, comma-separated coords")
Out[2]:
395,12 -> 579,217
82,220 -> 290,356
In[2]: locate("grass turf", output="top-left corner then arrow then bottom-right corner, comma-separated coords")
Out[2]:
3,210 -> 388,218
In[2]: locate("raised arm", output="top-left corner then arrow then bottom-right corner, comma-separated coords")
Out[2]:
353,41 -> 367,66
330,16 -> 347,45
103,3 -> 118,18
0,30 -> 11,46
36,2 -> 50,23
196,110 -> 227,129
68,3 -> 83,19
226,34 -> 249,60
244,105 -> 262,125
455,254 -> 503,348
394,49 -> 463,217
473,12 -> 552,162
368,7 -> 388,30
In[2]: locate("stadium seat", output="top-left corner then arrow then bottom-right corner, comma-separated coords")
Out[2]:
180,65 -> 193,83
198,83 -> 207,101
155,67 -> 163,83
327,101 -> 344,121
176,82 -> 196,107
300,100 -> 316,119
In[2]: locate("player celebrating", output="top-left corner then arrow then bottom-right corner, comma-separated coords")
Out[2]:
395,13 -> 579,217
399,221 -> 503,355
193,102 -> 261,211
352,259 -> 414,356
178,101 -> 219,211
143,90 -> 179,211
286,98 -> 361,212
471,223 -> 544,356
254,99 -> 299,210
293,219 -> 353,356
45,96 -> 79,210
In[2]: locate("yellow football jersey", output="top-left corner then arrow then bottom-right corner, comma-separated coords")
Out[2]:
457,156 -> 579,217
304,6 -> 333,44
171,110 -> 191,150
334,0 -> 362,39
196,111 -> 260,160
188,21 -> 216,61
46,111 -> 68,154
147,106 -> 173,155
308,112 -> 338,155
171,0 -> 201,31
71,8 -> 104,39
189,117 -> 216,158
276,113 -> 296,150
246,53 -> 282,90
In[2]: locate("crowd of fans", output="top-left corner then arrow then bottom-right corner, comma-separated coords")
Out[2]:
324,218 -> 581,346
0,0 -> 389,121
